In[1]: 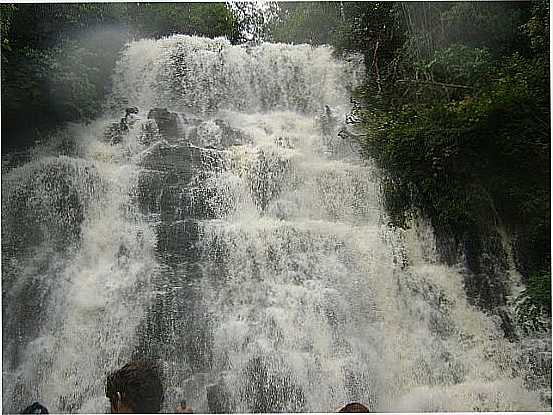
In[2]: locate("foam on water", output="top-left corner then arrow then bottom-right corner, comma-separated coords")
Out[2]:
2,34 -> 549,413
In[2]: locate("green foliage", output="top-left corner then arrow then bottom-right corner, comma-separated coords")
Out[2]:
365,53 -> 548,235
424,45 -> 493,86
268,1 -> 403,73
332,2 -> 403,58
0,4 -> 17,59
269,2 -> 342,45
127,3 -> 236,40
522,0 -> 549,53
228,2 -> 279,43
400,2 -> 531,60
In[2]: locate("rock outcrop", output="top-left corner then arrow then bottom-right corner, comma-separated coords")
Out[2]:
147,107 -> 180,138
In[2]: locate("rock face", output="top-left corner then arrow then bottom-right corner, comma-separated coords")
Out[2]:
131,109 -> 246,388
147,107 -> 179,138
247,149 -> 290,212
110,106 -> 299,408
1,157 -> 103,372
138,140 -> 223,176
188,119 -> 251,149
138,119 -> 160,146
134,140 -> 225,263
2,157 -> 103,256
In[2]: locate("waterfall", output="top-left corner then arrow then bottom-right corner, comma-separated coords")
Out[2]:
2,35 -> 550,413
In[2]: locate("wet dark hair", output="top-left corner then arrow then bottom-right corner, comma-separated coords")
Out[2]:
106,359 -> 163,413
338,402 -> 370,413
21,402 -> 49,414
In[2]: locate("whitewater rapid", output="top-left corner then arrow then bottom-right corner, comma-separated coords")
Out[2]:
2,35 -> 549,413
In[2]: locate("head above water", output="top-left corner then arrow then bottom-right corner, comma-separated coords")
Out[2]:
125,106 -> 139,116
106,359 -> 163,413
338,402 -> 370,412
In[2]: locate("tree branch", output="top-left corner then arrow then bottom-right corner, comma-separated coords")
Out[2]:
396,79 -> 473,90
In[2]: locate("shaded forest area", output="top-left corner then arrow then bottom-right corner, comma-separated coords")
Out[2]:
1,2 -> 550,332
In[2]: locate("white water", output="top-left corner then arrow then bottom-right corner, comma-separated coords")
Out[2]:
2,35 -> 549,413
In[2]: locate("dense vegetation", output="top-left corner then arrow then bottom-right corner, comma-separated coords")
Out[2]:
270,1 -> 550,331
0,3 -> 239,150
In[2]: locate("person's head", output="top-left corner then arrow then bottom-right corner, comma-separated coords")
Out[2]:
175,401 -> 194,414
125,107 -> 139,116
338,402 -> 370,413
105,360 -> 163,413
21,402 -> 49,414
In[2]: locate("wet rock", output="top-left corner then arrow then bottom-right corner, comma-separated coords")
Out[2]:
320,105 -> 337,137
158,184 -> 217,221
138,119 -> 160,146
104,107 -> 145,145
496,307 -> 519,342
462,232 -> 509,311
189,120 -> 223,149
177,112 -> 203,127
247,149 -> 290,211
275,136 -> 294,149
515,335 -> 552,398
156,220 -> 200,261
243,356 -> 306,412
135,170 -> 164,215
178,186 -> 218,220
134,266 -> 213,373
207,381 -> 233,413
214,119 -> 251,147
159,185 -> 183,222
135,170 -> 217,220
148,108 -> 179,138
137,141 -> 223,180
188,119 -> 250,149
2,157 -> 102,256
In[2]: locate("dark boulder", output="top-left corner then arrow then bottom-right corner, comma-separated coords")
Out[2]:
462,231 -> 509,311
155,219 -> 200,262
137,141 -> 223,181
147,108 -> 179,138
134,168 -> 217,220
188,119 -> 251,149
248,149 -> 290,211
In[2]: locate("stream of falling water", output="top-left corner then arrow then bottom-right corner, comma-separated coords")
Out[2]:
2,35 -> 550,413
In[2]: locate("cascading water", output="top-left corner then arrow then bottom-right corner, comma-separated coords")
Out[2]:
2,35 -> 550,413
